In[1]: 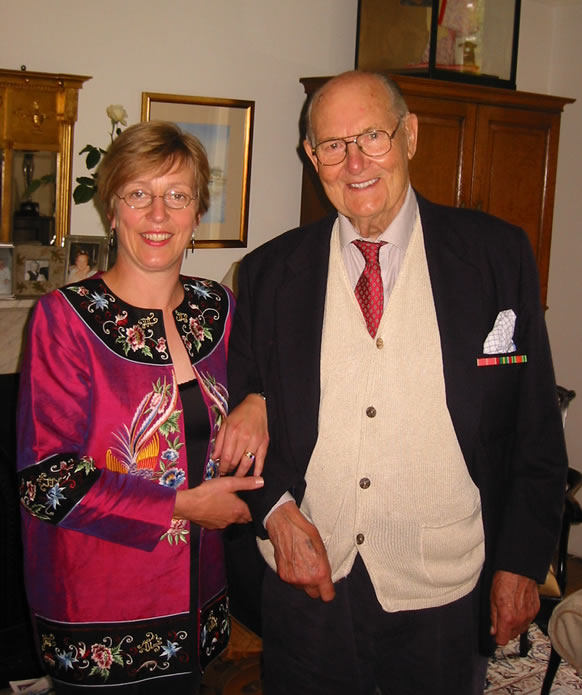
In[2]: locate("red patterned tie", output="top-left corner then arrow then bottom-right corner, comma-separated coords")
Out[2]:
352,239 -> 386,337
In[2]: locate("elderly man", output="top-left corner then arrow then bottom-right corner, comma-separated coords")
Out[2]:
227,71 -> 568,695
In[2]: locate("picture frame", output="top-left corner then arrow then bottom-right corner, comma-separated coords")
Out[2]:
63,235 -> 109,284
0,243 -> 14,298
13,244 -> 65,296
141,92 -> 255,248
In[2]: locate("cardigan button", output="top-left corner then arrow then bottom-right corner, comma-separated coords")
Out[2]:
376,337 -> 384,349
356,533 -> 365,545
366,406 -> 376,418
359,477 -> 371,489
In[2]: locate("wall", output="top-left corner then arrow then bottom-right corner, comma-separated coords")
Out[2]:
514,0 -> 582,555
0,0 -> 358,283
2,0 -> 582,553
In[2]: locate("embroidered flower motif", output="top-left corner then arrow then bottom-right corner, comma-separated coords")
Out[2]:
161,518 -> 189,545
161,448 -> 179,463
160,468 -> 185,489
24,480 -> 36,502
126,325 -> 146,352
189,279 -> 217,300
46,483 -> 66,510
56,649 -> 77,671
189,317 -> 205,342
91,644 -> 113,670
115,312 -> 128,326
155,337 -> 167,354
67,285 -> 90,297
160,640 -> 182,660
88,291 -> 110,311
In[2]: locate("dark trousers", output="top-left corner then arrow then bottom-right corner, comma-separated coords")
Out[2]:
262,553 -> 488,695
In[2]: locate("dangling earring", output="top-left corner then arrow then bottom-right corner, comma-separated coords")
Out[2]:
108,227 -> 116,249
185,229 -> 196,258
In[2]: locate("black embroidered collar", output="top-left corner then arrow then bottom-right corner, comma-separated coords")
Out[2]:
62,276 -> 229,365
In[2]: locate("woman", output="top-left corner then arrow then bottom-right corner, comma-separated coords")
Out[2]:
67,249 -> 96,282
16,121 -> 267,694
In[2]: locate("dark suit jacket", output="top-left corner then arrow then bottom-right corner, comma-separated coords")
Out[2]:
228,193 -> 568,651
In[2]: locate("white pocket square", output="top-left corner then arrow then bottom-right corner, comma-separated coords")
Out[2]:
483,309 -> 516,354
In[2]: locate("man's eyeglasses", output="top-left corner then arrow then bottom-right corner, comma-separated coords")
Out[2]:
116,190 -> 196,210
312,116 -> 404,166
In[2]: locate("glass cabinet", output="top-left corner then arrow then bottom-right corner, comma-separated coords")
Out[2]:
0,68 -> 90,247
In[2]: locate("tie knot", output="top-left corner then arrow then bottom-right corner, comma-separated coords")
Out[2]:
352,239 -> 386,265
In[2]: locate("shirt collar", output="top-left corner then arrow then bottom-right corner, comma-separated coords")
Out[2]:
338,185 -> 418,252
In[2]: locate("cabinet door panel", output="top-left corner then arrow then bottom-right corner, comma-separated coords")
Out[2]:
473,106 -> 561,303
406,95 -> 476,208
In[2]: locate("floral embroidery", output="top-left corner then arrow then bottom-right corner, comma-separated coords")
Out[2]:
19,455 -> 101,523
177,280 -> 225,358
197,370 -> 229,480
63,277 -> 229,365
37,614 -> 193,686
160,518 -> 189,545
199,594 -> 230,670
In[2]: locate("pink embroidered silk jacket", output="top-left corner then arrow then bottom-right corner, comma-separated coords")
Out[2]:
17,275 -> 234,690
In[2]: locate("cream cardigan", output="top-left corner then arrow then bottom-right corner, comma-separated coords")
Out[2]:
259,217 -> 485,611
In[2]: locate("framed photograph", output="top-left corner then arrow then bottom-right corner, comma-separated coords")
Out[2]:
14,244 -> 66,296
142,92 -> 254,248
64,235 -> 109,284
0,243 -> 14,298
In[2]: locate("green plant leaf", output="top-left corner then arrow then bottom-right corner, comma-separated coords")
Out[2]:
85,149 -> 102,169
76,176 -> 96,186
73,185 -> 96,204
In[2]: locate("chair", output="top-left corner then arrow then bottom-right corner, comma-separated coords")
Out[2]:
517,387 -> 582,694
546,588 -> 582,683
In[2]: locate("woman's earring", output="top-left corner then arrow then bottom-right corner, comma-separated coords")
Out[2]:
185,229 -> 196,258
108,227 -> 116,249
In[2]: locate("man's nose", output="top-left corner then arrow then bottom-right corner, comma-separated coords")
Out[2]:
345,139 -> 365,171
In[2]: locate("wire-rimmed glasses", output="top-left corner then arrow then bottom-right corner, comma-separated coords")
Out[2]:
115,189 -> 196,210
312,116 -> 404,166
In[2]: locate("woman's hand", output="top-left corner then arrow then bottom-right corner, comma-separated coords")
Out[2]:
174,476 -> 264,529
213,393 -> 269,476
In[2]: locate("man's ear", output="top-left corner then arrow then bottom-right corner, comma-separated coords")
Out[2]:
303,139 -> 319,172
405,113 -> 419,160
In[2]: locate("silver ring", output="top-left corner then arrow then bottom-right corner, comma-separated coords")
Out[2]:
244,451 -> 256,462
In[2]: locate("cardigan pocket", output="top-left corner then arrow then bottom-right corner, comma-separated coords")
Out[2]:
420,498 -> 485,590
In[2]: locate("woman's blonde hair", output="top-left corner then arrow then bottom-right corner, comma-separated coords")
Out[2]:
97,120 -> 210,217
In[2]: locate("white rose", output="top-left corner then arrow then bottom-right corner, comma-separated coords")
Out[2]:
106,104 -> 128,126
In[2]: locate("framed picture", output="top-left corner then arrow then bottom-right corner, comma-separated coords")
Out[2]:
14,244 -> 66,296
0,243 -> 14,298
64,235 -> 109,284
142,92 -> 254,248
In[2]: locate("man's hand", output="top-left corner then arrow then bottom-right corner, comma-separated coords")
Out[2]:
174,476 -> 264,529
490,570 -> 540,645
266,501 -> 335,602
213,394 -> 269,476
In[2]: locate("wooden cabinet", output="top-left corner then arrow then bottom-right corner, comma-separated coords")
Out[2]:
0,68 -> 90,247
299,75 -> 574,306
